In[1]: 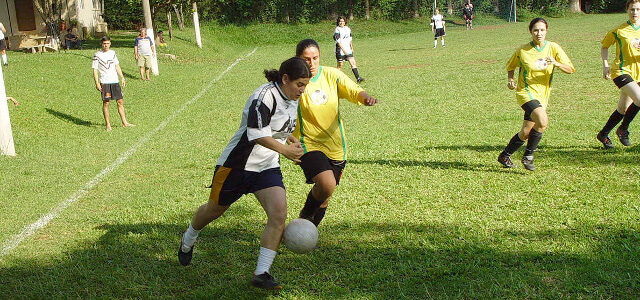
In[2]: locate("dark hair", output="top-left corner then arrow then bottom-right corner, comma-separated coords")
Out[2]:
528,18 -> 548,31
66,28 -> 72,33
627,0 -> 640,10
336,16 -> 346,26
101,36 -> 111,43
264,57 -> 312,84
296,39 -> 320,56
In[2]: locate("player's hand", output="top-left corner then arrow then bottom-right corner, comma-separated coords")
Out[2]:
545,56 -> 558,66
363,95 -> 377,106
96,84 -> 102,92
603,67 -> 610,80
507,80 -> 516,90
283,142 -> 303,163
121,78 -> 126,88
286,135 -> 300,145
135,55 -> 138,60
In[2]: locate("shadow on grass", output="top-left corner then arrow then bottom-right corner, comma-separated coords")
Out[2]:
349,159 -> 507,173
121,70 -> 138,80
0,221 -> 638,298
45,108 -> 99,127
387,47 -> 428,52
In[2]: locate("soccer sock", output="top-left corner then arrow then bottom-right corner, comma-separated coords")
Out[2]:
1,54 -> 6,65
312,207 -> 327,227
600,110 -> 624,135
254,247 -> 277,275
299,191 -> 322,221
433,40 -> 437,47
523,129 -> 542,157
351,68 -> 360,80
619,103 -> 640,131
441,39 -> 445,46
181,223 -> 200,252
502,133 -> 525,156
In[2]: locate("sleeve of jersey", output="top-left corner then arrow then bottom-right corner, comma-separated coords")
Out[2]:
247,92 -> 274,142
333,28 -> 340,43
113,53 -> 120,65
601,30 -> 615,48
505,49 -> 520,71
134,38 -> 139,47
553,44 -> 575,72
335,69 -> 365,105
91,54 -> 98,69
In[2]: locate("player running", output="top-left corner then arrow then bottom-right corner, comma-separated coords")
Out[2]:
294,39 -> 377,227
596,0 -> 640,149
334,16 -> 365,83
497,18 -> 574,171
177,57 -> 311,290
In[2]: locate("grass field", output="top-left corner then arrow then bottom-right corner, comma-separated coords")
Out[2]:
1,13 -> 640,298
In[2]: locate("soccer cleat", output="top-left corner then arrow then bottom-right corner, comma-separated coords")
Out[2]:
521,155 -> 535,171
616,127 -> 631,146
356,77 -> 365,84
497,153 -> 516,168
250,272 -> 282,290
177,237 -> 194,266
596,132 -> 614,149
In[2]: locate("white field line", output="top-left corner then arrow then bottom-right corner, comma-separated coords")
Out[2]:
0,47 -> 258,258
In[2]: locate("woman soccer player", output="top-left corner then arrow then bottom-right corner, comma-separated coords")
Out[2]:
497,18 -> 574,171
596,0 -> 640,149
177,57 -> 311,290
334,16 -> 365,83
431,9 -> 446,48
294,39 -> 377,227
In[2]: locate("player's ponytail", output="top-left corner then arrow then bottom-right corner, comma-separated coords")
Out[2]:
264,57 -> 311,84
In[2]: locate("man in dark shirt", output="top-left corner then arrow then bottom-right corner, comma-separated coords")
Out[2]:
64,28 -> 82,49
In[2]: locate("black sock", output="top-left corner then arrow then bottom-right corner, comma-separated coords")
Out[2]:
299,191 -> 322,221
523,129 -> 542,157
312,207 -> 327,227
619,103 -> 640,132
502,133 -> 525,156
601,110 -> 624,135
352,68 -> 360,80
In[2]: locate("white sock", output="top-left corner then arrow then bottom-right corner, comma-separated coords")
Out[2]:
181,223 -> 200,252
1,54 -> 6,65
254,247 -> 277,275
433,40 -> 437,47
441,40 -> 445,46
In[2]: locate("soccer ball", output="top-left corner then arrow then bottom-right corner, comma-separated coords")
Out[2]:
282,218 -> 318,254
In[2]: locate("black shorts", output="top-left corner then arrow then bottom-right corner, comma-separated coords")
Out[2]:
613,74 -> 637,89
521,100 -> 542,121
101,83 -> 123,101
434,28 -> 445,38
0,39 -> 6,51
299,150 -> 346,185
335,53 -> 354,63
208,166 -> 285,206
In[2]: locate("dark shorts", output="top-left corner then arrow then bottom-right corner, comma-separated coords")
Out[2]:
299,150 -> 346,185
521,100 -> 542,121
208,166 -> 285,206
101,83 -> 123,101
434,28 -> 445,38
613,74 -> 637,89
335,53 -> 354,63
0,39 -> 6,51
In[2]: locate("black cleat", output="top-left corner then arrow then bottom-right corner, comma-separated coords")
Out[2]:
178,237 -> 193,266
596,132 -> 614,149
616,127 -> 631,146
521,155 -> 535,171
356,77 -> 365,84
250,272 -> 282,290
497,153 -> 516,168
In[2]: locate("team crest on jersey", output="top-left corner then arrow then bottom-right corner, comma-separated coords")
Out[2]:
310,89 -> 328,105
534,58 -> 548,70
632,38 -> 640,50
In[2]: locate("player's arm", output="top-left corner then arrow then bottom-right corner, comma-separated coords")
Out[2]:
7,97 -> 17,106
149,37 -> 155,56
0,23 -> 5,34
350,40 -> 354,54
92,69 -> 101,92
115,64 -> 126,87
255,136 -> 303,163
547,56 -> 574,74
601,47 -> 610,80
357,91 -> 377,106
507,70 -> 516,90
134,45 -> 138,59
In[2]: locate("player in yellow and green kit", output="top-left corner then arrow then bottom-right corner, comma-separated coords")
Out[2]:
596,0 -> 640,149
497,18 -> 574,171
294,39 -> 378,227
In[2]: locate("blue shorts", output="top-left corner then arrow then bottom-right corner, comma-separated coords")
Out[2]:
208,166 -> 284,206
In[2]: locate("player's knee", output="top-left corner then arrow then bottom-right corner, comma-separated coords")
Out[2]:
316,182 -> 336,199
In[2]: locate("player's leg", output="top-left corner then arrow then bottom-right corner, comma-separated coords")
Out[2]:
440,36 -> 445,47
145,67 -> 150,80
336,53 -> 343,69
616,82 -> 640,146
347,56 -> 364,83
138,66 -> 145,80
1,47 -> 7,65
597,90 -> 629,148
521,106 -> 548,171
433,36 -> 437,48
115,99 -> 134,127
102,100 -> 111,131
298,151 -> 340,227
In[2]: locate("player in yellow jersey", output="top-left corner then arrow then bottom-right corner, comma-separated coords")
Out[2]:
596,0 -> 640,149
497,18 -> 574,171
293,39 -> 377,227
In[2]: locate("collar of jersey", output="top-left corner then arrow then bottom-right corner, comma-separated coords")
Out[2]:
274,82 -> 290,101
310,66 -> 322,83
627,20 -> 640,31
529,40 -> 548,52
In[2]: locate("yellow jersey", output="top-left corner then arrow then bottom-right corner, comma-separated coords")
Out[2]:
506,41 -> 574,107
293,66 -> 364,161
602,21 -> 640,81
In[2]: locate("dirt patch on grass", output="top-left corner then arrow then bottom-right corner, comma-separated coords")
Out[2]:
387,64 -> 430,70
461,59 -> 500,65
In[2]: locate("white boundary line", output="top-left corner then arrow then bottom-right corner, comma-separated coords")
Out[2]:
0,47 -> 258,258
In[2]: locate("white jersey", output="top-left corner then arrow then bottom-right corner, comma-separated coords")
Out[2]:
91,50 -> 120,84
334,26 -> 352,55
217,82 -> 298,172
0,23 -> 5,39
431,14 -> 445,29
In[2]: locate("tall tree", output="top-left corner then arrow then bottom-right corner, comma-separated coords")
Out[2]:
413,0 -> 420,18
448,0 -> 453,15
32,0 -> 63,40
365,0 -> 370,20
348,0 -> 354,20
569,0 -> 581,13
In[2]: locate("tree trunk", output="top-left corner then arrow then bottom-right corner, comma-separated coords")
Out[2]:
348,0 -> 353,20
167,10 -> 173,41
493,0 -> 500,13
173,4 -> 185,30
569,0 -> 581,13
448,0 -> 453,15
365,0 -> 370,20
193,1 -> 202,48
413,0 -> 420,18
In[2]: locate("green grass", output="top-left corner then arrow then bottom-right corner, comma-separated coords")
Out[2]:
1,14 -> 640,298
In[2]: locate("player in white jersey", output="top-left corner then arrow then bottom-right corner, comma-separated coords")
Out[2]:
0,22 -> 7,66
178,57 -> 312,290
431,9 -> 446,48
334,16 -> 365,83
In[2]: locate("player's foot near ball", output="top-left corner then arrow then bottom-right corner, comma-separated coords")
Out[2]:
250,272 -> 282,290
521,155 -> 534,171
497,153 -> 516,168
596,132 -> 614,149
177,237 -> 193,266
616,127 -> 631,146
356,77 -> 365,84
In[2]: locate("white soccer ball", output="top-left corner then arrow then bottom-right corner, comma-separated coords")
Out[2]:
283,218 -> 318,254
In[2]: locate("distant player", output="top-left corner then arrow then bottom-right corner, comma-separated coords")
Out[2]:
0,22 -> 7,66
596,0 -> 640,149
334,16 -> 364,83
177,57 -> 311,290
431,9 -> 446,48
134,28 -> 155,81
463,2 -> 474,30
92,36 -> 135,131
497,18 -> 574,171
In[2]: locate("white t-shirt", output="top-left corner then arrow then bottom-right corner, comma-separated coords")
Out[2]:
0,23 -> 5,40
431,14 -> 445,29
91,50 -> 120,84
334,26 -> 352,55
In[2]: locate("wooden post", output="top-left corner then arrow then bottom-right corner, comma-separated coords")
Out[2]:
193,1 -> 202,48
0,65 -> 15,156
142,0 -> 159,75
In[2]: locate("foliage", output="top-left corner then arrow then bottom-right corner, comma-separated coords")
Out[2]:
589,0 -> 626,13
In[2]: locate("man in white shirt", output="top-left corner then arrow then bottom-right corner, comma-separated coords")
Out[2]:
0,22 -> 8,66
92,36 -> 135,131
134,28 -> 155,81
430,9 -> 446,48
